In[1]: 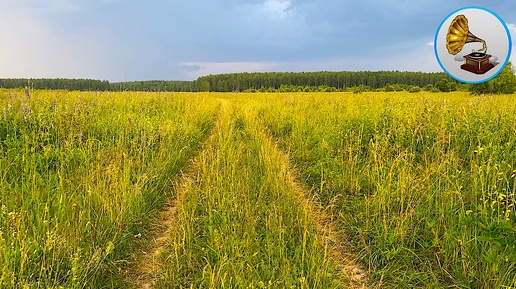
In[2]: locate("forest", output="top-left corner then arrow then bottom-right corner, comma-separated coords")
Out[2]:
192,71 -> 454,91
0,71 -> 456,92
1,65 -> 515,94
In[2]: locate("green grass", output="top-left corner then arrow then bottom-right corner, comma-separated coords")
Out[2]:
0,90 -> 218,287
2,90 -> 516,288
255,91 -> 516,288
158,98 -> 342,288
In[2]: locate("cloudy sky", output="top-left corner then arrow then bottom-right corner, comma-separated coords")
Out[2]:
0,0 -> 515,81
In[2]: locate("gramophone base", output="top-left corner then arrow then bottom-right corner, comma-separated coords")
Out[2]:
461,63 -> 494,74
461,54 -> 494,75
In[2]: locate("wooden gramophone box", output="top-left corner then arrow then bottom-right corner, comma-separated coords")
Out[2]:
461,53 -> 494,74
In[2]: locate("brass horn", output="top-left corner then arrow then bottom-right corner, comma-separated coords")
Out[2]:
446,14 -> 487,55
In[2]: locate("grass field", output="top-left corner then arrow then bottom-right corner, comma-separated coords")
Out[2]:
1,90 -> 515,288
0,90 -> 218,287
254,92 -> 516,288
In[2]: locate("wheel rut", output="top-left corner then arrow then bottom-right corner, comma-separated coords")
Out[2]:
127,98 -> 367,288
253,110 -> 369,288
126,99 -> 225,289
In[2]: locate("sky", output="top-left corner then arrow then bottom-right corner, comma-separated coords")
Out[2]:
0,0 -> 515,81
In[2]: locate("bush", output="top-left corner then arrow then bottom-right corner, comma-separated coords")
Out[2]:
470,61 -> 516,95
352,84 -> 370,94
384,83 -> 395,92
423,84 -> 434,91
435,79 -> 452,92
408,86 -> 421,93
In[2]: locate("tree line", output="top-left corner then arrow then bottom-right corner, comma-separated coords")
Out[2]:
111,80 -> 193,92
0,78 -> 191,92
193,71 -> 454,92
0,78 -> 111,91
0,71 -> 454,92
1,65 -> 514,94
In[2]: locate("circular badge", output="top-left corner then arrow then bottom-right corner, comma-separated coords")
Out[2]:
434,7 -> 512,84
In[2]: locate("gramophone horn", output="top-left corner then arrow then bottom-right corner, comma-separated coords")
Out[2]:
446,14 -> 487,55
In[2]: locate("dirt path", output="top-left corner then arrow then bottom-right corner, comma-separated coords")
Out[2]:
131,203 -> 177,289
286,169 -> 368,288
127,98 -> 367,288
254,113 -> 369,288
126,100 -> 225,289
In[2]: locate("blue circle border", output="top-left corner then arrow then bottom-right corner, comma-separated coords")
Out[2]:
434,6 -> 512,84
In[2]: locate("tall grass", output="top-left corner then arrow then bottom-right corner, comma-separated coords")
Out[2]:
0,90 -> 218,287
256,92 -> 516,288
159,97 -> 342,288
3,90 -> 515,288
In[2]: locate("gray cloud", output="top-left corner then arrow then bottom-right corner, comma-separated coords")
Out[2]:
181,65 -> 205,72
0,0 -> 514,80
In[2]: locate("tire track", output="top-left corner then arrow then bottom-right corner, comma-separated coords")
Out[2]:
128,97 -> 367,288
251,107 -> 369,288
126,99 -> 225,289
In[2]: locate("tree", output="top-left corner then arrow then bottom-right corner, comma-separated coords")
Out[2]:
470,61 -> 516,95
352,84 -> 370,94
423,84 -> 434,91
384,83 -> 395,92
470,61 -> 516,94
408,86 -> 421,93
435,78 -> 452,92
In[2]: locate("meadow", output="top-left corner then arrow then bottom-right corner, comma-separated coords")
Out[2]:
0,90 -> 515,288
0,90 -> 218,287
254,92 -> 516,288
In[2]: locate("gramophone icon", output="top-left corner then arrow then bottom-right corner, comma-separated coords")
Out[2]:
446,15 -> 496,74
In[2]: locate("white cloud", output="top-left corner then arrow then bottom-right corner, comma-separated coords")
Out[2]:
507,23 -> 516,34
262,0 -> 292,18
504,23 -> 515,66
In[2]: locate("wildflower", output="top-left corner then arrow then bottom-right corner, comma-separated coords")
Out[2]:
25,86 -> 30,100
20,101 -> 32,121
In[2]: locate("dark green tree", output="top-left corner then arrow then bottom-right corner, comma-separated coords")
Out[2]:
470,61 -> 516,95
435,78 -> 452,92
408,85 -> 421,93
384,83 -> 395,92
